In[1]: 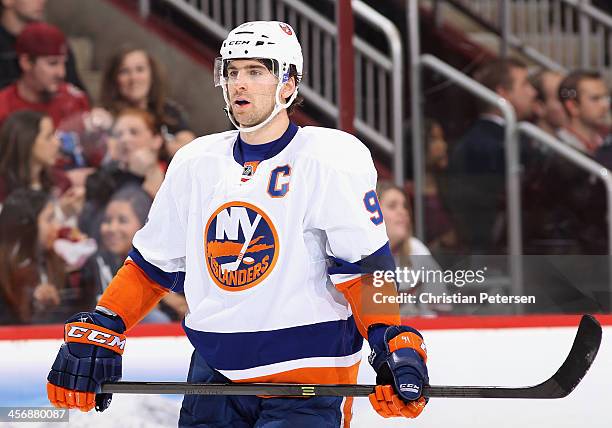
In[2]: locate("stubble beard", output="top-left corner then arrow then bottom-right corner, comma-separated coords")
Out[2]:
233,103 -> 276,128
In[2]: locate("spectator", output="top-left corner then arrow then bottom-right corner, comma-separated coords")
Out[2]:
83,185 -> 187,322
0,110 -> 85,219
447,58 -> 536,253
0,22 -> 89,127
100,46 -> 195,158
524,70 -> 611,255
557,70 -> 611,156
79,108 -> 166,238
0,189 -> 62,324
0,0 -> 86,91
377,180 -> 452,316
111,107 -> 166,196
407,119 -> 458,254
529,69 -> 567,136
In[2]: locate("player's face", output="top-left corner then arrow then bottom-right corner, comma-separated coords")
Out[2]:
379,188 -> 411,247
28,55 -> 66,95
116,50 -> 152,106
226,59 -> 279,127
31,116 -> 60,167
10,0 -> 47,22
37,201 -> 59,251
100,200 -> 142,257
576,79 -> 611,129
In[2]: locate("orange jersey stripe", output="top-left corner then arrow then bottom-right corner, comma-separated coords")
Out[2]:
342,396 -> 354,428
97,260 -> 170,331
335,274 -> 400,338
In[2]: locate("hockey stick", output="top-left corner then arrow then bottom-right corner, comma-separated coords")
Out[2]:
100,314 -> 601,399
220,214 -> 261,273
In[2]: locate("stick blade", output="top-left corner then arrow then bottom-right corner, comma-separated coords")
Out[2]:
544,314 -> 602,398
424,314 -> 603,399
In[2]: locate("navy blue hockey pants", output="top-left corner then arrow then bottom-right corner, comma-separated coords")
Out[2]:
179,350 -> 351,427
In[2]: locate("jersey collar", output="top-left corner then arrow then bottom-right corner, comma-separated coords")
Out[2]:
233,122 -> 299,165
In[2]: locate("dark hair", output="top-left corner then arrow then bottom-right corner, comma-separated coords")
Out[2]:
558,69 -> 604,115
473,58 -> 528,112
100,46 -> 175,129
0,189 -> 52,322
107,185 -> 152,227
285,64 -> 303,115
0,110 -> 53,195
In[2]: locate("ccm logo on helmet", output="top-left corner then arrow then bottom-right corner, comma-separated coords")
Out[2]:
228,40 -> 250,46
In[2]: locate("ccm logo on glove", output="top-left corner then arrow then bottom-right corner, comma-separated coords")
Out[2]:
399,383 -> 420,394
64,322 -> 126,355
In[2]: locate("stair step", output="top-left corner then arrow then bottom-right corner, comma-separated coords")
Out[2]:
81,70 -> 103,104
68,37 -> 95,76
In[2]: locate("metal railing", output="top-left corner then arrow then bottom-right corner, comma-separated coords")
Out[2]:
518,122 -> 612,310
439,0 -> 612,81
140,0 -> 405,185
419,54 -> 524,309
408,0 -> 523,306
411,0 -> 612,309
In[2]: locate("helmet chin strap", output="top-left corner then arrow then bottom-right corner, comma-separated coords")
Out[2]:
223,81 -> 299,134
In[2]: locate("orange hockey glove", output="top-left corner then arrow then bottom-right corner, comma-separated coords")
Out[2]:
367,324 -> 428,419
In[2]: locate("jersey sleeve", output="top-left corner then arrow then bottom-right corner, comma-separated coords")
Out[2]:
131,150 -> 190,285
98,151 -> 193,330
309,140 -> 390,269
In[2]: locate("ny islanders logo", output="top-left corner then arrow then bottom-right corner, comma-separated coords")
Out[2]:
205,202 -> 279,291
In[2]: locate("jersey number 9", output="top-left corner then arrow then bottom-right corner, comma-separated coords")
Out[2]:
363,190 -> 383,225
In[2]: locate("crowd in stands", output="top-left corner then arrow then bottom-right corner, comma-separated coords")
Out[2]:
0,1 -> 191,325
437,59 -> 610,312
0,1 -> 611,323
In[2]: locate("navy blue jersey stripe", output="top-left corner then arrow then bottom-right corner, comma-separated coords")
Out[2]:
182,316 -> 363,371
233,122 -> 299,165
128,247 -> 185,292
328,241 -> 396,276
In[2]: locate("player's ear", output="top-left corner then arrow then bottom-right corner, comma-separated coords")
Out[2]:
280,76 -> 296,101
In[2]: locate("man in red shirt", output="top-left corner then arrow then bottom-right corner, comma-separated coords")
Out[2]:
0,22 -> 89,127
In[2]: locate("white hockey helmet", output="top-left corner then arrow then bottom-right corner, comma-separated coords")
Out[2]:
215,21 -> 303,133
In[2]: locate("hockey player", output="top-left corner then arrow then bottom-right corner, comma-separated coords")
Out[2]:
46,21 -> 429,426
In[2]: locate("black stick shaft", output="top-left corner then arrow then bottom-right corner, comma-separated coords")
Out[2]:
100,315 -> 601,400
98,382 -> 563,399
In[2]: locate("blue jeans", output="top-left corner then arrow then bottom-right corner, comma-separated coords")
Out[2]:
179,350 -> 349,427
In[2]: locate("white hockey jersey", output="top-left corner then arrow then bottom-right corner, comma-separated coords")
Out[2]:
131,124 -> 391,384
